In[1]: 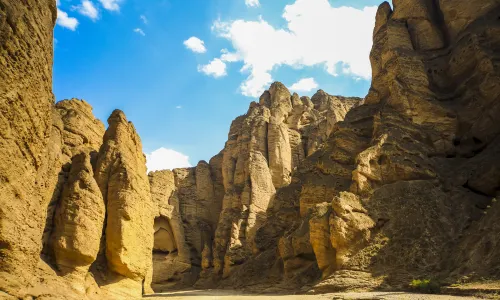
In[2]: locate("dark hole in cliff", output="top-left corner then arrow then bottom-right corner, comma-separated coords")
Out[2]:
472,137 -> 482,144
378,155 -> 388,165
0,240 -> 10,250
453,138 -> 460,146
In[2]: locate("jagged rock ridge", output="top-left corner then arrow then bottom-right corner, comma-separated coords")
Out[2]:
1,0 -> 500,298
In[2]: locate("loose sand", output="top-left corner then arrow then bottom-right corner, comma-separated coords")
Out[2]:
144,290 -> 479,299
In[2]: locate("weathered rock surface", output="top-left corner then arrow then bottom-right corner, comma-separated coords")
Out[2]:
148,159 -> 223,291
2,0 -> 500,298
234,0 -> 500,292
55,99 -> 106,158
52,152 -> 105,272
205,83 -> 362,283
51,152 -> 105,292
0,0 -> 57,296
94,110 -> 154,295
41,99 -> 105,264
199,0 -> 500,293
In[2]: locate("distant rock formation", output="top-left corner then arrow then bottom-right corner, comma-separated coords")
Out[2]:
1,0 -> 500,299
207,83 -> 362,283
148,160 -> 224,291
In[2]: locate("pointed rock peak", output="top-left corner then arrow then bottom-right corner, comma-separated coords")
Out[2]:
108,109 -> 128,125
269,81 -> 288,91
315,89 -> 327,95
197,160 -> 209,167
249,101 -> 259,110
269,81 -> 292,99
268,82 -> 292,112
311,90 -> 328,102
374,1 -> 392,36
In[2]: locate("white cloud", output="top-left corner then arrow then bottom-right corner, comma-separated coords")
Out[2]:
289,78 -> 319,92
99,0 -> 122,11
146,148 -> 192,172
245,0 -> 260,7
56,9 -> 79,31
176,105 -> 182,109
140,15 -> 148,24
198,58 -> 227,78
134,28 -> 145,36
184,36 -> 207,53
210,0 -> 377,97
73,0 -> 99,20
220,49 -> 240,62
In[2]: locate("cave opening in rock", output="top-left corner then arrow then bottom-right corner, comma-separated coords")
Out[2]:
154,216 -> 177,255
152,216 -> 183,292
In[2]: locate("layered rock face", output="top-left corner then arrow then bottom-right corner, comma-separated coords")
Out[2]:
95,110 -> 154,283
148,159 -> 223,290
234,0 -> 500,291
207,83 -> 362,282
0,0 -> 57,295
144,84 -> 361,290
193,0 -> 500,292
2,0 -> 500,297
0,2 -> 155,297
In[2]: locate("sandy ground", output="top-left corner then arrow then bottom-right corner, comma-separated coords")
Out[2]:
144,289 -> 480,299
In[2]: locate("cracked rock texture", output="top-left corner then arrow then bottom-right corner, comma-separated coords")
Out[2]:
0,0 -> 58,296
1,0 -> 500,298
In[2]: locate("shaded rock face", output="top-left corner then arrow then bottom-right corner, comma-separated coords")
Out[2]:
198,0 -> 500,292
41,99 -> 105,264
52,153 -> 105,270
148,160 -> 223,291
231,0 -> 500,292
208,82 -> 362,281
51,152 -> 105,292
2,0 -> 500,297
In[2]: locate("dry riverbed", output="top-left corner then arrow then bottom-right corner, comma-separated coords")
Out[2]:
144,289 -> 481,299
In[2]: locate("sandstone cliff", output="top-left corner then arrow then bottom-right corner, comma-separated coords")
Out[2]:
207,83 -> 362,284
0,3 -> 155,297
148,159 -> 223,291
0,0 -> 58,296
220,0 -> 500,292
1,0 -> 500,298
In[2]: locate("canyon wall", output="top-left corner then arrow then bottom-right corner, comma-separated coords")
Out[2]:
0,2 -> 154,297
147,84 -> 362,289
1,0 -> 500,298
223,0 -> 500,292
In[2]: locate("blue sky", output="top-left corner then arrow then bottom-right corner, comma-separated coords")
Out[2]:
54,0 -> 383,171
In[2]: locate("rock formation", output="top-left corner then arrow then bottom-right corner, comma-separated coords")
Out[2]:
52,152 -> 105,283
205,83 -> 362,283
1,0 -> 500,298
0,0 -> 58,296
223,0 -> 500,292
148,159 -> 223,290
